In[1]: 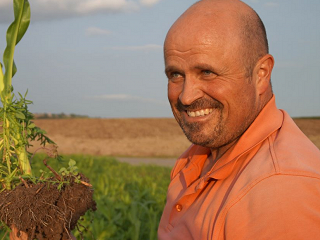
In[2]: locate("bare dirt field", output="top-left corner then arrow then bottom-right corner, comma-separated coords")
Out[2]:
29,118 -> 320,160
30,118 -> 190,158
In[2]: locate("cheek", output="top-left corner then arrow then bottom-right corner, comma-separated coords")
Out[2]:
228,87 -> 258,121
201,79 -> 228,99
167,82 -> 182,104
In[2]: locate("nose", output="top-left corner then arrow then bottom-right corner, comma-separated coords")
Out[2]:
179,77 -> 203,106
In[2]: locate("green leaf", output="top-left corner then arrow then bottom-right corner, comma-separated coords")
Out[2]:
2,0 -> 31,97
15,111 -> 25,119
69,159 -> 76,167
28,123 -> 35,128
13,0 -> 31,45
0,62 -> 4,95
24,88 -> 29,98
59,167 -> 69,176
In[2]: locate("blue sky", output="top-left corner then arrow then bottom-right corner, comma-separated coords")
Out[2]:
0,0 -> 319,118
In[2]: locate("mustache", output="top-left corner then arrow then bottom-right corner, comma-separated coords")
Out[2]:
176,97 -> 223,112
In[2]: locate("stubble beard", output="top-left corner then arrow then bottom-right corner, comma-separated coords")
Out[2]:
179,113 -> 224,148
174,97 -> 226,148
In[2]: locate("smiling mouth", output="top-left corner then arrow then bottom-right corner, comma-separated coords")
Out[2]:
186,108 -> 213,117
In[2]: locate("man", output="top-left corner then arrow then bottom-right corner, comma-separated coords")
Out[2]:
158,0 -> 320,239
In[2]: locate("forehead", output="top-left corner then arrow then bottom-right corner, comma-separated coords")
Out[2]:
164,25 -> 242,71
164,9 -> 243,60
164,43 -> 223,68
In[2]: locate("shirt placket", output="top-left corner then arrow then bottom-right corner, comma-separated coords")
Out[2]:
168,165 -> 215,227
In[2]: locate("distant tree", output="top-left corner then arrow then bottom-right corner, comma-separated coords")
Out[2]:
57,113 -> 67,119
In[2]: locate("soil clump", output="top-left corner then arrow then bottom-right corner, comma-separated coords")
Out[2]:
0,175 -> 96,240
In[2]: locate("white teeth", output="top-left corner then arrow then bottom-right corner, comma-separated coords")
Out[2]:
187,108 -> 213,117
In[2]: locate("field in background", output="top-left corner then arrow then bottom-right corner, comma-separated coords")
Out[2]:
291,118 -> 320,149
29,118 -> 320,158
30,118 -> 190,158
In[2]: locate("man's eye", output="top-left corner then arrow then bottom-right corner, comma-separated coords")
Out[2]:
171,72 -> 182,78
203,70 -> 213,75
167,71 -> 184,83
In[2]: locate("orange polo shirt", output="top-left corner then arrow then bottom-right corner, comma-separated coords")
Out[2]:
158,96 -> 320,240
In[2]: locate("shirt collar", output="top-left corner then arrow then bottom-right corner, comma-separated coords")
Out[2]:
181,145 -> 211,187
200,96 -> 283,180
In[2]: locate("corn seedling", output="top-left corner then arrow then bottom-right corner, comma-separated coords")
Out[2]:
0,0 -> 57,191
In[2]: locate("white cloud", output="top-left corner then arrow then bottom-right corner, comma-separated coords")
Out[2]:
111,44 -> 162,51
75,0 -> 138,14
85,27 -> 111,36
264,2 -> 279,7
0,0 -> 139,23
139,0 -> 162,7
89,94 -> 167,105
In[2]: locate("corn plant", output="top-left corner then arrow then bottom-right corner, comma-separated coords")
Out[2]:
0,0 -> 55,190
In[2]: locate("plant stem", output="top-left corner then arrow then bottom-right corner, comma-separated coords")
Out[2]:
43,158 -> 61,181
16,146 -> 31,175
3,112 -> 11,176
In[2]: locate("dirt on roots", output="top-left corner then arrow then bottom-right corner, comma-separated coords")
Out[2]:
0,175 -> 96,240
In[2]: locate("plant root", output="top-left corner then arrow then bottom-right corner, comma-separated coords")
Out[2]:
43,158 -> 62,181
0,175 -> 96,240
19,176 -> 30,188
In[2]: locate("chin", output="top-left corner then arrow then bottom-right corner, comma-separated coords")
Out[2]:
183,129 -> 218,148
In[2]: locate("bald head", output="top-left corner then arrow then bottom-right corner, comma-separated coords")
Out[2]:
165,0 -> 274,150
238,3 -> 269,75
165,0 -> 269,77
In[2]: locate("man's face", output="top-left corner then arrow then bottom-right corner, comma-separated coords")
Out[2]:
164,21 -> 261,149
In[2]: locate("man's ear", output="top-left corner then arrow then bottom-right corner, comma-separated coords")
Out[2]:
254,54 -> 274,95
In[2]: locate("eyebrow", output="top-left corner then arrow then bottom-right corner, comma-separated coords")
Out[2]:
194,63 -> 214,71
164,66 -> 180,75
164,63 -> 216,75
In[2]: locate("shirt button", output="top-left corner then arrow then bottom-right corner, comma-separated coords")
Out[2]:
175,204 -> 182,212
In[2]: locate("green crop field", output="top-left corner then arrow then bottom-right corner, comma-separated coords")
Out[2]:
0,154 -> 171,240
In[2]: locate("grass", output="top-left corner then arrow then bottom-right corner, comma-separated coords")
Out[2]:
0,154 -> 171,240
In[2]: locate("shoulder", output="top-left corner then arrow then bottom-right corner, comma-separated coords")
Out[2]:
239,110 -> 320,186
227,111 -> 320,208
222,174 -> 320,240
218,112 -> 320,239
232,173 -> 320,207
272,111 -> 320,176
